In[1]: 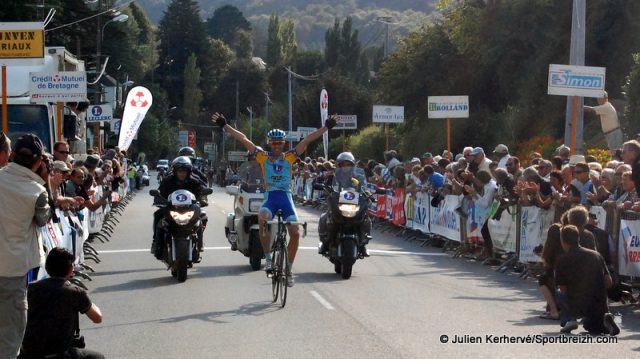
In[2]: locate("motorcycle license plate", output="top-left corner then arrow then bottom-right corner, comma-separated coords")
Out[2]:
339,190 -> 359,205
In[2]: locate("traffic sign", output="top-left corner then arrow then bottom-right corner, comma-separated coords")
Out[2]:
228,151 -> 248,162
297,127 -> 316,138
333,115 -> 357,130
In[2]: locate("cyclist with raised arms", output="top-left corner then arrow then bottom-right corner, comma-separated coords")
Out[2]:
213,113 -> 336,287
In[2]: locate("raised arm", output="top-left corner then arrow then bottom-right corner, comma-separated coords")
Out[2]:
295,115 -> 337,155
212,113 -> 256,152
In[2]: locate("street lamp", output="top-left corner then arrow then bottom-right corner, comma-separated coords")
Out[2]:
102,14 -> 128,41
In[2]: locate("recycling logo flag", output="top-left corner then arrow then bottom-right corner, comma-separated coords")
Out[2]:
320,89 -> 329,160
118,86 -> 153,151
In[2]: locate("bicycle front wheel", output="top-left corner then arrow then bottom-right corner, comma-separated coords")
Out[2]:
279,244 -> 288,308
271,247 -> 280,303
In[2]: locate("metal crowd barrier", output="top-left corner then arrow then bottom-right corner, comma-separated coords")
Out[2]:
291,174 -> 640,286
31,181 -> 135,289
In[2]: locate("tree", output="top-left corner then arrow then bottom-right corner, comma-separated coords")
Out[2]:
183,54 -> 202,119
201,38 -> 235,110
157,0 -> 210,106
266,13 -> 282,67
279,19 -> 298,65
232,30 -> 254,59
324,19 -> 340,68
206,5 -> 251,47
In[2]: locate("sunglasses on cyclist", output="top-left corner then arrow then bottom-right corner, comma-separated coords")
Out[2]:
270,140 -> 285,145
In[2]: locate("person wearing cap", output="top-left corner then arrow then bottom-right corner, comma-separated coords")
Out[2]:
555,145 -> 571,164
0,134 -> 52,358
469,147 -> 492,175
83,154 -> 101,178
421,152 -> 434,166
585,91 -> 623,153
49,161 -> 84,211
0,131 -> 10,169
493,144 -> 510,169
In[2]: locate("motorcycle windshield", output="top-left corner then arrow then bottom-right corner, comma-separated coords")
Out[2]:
332,167 -> 366,191
238,161 -> 265,192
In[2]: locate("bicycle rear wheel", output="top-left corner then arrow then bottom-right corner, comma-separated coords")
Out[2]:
271,246 -> 280,303
279,243 -> 288,308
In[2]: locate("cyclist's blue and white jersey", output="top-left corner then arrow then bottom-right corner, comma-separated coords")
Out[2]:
254,149 -> 298,192
253,149 -> 299,220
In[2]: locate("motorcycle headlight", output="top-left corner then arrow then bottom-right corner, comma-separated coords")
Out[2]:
169,210 -> 195,225
249,199 -> 262,213
338,204 -> 359,218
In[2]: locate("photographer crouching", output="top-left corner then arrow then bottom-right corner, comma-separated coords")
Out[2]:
19,248 -> 104,359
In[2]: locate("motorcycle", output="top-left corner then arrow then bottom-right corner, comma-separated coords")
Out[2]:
149,187 -> 212,282
224,165 -> 265,270
317,168 -> 382,279
157,167 -> 166,183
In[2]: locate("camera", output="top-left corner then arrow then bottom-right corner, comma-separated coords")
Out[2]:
71,334 -> 85,349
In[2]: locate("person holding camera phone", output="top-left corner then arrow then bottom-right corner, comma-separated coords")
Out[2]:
19,248 -> 104,359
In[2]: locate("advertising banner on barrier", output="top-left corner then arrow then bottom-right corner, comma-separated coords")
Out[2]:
412,192 -> 430,233
467,200 -> 491,244
430,195 -> 461,241
618,219 -> 640,277
519,206 -> 555,262
488,205 -> 518,253
590,206 -> 607,231
391,188 -> 406,225
404,194 -> 414,229
385,189 -> 393,221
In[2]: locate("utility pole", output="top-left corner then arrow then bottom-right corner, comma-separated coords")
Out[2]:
246,106 -> 253,142
235,80 -> 239,150
377,16 -> 393,57
94,0 -> 103,151
563,0 -> 586,154
287,66 -> 293,149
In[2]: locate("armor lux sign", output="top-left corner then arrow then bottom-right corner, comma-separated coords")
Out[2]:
372,105 -> 404,123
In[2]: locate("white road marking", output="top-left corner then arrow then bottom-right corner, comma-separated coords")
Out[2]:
99,247 -> 447,256
309,290 -> 334,310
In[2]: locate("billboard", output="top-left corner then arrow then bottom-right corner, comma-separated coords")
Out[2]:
372,105 -> 404,123
427,96 -> 469,119
547,64 -> 606,98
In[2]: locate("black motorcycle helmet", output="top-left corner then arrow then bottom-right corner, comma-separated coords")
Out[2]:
178,146 -> 196,161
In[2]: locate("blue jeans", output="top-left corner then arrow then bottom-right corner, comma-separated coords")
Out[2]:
555,289 -> 575,325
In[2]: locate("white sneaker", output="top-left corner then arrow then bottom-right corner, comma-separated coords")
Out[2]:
286,271 -> 295,287
560,320 -> 578,333
265,259 -> 273,273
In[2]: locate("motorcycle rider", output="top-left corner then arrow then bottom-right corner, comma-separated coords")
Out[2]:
212,112 -> 336,287
318,152 -> 372,257
152,156 -> 207,261
176,147 -> 208,187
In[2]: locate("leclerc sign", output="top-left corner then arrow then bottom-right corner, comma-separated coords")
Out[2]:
86,104 -> 113,123
547,64 -> 606,98
427,96 -> 469,119
372,105 -> 404,123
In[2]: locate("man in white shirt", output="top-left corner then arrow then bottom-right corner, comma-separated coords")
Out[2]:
585,91 -> 623,153
493,144 -> 510,169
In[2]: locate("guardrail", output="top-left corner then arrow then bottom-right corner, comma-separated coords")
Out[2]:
292,175 -> 640,285
29,182 -> 135,289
